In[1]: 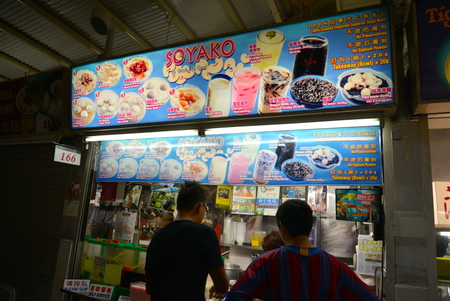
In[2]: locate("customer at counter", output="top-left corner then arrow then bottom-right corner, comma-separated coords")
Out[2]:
145,181 -> 229,300
225,199 -> 380,301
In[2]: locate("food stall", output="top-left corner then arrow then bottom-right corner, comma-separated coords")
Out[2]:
67,5 -> 395,300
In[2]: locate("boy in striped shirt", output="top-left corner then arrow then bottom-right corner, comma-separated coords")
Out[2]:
225,199 -> 381,301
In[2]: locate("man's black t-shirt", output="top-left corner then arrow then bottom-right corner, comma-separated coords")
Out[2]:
145,220 -> 224,301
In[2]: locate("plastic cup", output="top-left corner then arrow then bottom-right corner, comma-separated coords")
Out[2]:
258,66 -> 292,114
227,152 -> 251,184
253,150 -> 277,184
208,154 -> 228,184
252,29 -> 286,70
231,67 -> 262,115
207,74 -> 232,118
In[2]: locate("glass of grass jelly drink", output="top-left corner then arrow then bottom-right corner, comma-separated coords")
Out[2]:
252,29 -> 286,70
231,67 -> 262,115
207,74 -> 232,118
253,150 -> 277,184
258,66 -> 292,114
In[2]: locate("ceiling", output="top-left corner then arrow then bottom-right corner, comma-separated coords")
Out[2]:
0,0 -> 402,83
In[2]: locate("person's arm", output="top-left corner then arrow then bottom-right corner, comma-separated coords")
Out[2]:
208,265 -> 229,298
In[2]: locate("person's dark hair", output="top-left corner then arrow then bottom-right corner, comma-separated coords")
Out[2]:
262,230 -> 284,252
176,181 -> 209,211
276,199 -> 313,237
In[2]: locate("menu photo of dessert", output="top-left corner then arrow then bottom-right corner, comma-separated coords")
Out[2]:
123,55 -> 153,81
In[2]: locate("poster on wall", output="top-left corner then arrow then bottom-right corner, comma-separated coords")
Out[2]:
216,185 -> 232,209
416,0 -> 450,101
281,186 -> 306,202
256,186 -> 280,215
335,188 -> 380,222
72,6 -> 394,129
356,234 -> 383,275
433,181 -> 450,226
96,126 -> 382,186
307,186 -> 328,211
231,186 -> 256,214
1,69 -> 65,136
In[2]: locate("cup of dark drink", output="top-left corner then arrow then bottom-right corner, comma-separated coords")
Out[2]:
292,36 -> 328,79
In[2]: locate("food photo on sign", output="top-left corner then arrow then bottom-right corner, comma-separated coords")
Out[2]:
95,126 -> 383,187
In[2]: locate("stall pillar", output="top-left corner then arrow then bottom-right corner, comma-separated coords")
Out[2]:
383,116 -> 438,300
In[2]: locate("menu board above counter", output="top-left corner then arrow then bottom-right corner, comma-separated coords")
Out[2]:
96,126 -> 382,186
73,6 -> 394,130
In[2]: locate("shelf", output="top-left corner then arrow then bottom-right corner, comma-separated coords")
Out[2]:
222,243 -> 263,251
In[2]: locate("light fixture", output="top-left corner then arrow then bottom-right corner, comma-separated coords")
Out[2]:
85,129 -> 199,142
205,118 -> 380,135
85,118 -> 380,142
439,232 -> 450,236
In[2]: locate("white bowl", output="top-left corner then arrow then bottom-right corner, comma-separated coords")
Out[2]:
170,84 -> 206,117
337,69 -> 392,103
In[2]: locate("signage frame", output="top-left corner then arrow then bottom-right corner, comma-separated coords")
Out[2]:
70,5 -> 399,134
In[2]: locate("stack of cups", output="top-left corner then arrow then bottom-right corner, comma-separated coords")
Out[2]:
223,217 -> 234,245
234,222 -> 246,245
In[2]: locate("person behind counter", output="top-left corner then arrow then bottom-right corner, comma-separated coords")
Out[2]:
225,199 -> 381,301
262,230 -> 284,253
145,181 -> 229,301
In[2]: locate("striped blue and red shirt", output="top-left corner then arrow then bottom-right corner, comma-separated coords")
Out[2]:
225,245 -> 381,301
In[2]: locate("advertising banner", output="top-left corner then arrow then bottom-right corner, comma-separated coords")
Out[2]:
96,126 -> 382,186
335,188 -> 381,222
73,6 -> 393,129
416,0 -> 450,101
1,70 -> 64,136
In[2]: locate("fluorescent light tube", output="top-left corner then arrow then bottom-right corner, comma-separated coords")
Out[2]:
85,129 -> 199,142
205,118 -> 379,135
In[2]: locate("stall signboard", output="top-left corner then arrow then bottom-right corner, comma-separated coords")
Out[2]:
416,0 -> 450,101
1,70 -> 64,136
72,6 -> 393,129
96,126 -> 382,186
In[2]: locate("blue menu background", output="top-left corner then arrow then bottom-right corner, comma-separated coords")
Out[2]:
73,6 -> 393,129
96,126 -> 382,186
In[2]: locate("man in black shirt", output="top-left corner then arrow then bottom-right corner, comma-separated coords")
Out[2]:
145,181 -> 229,300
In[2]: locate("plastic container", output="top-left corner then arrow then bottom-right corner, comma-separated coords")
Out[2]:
81,238 -> 126,285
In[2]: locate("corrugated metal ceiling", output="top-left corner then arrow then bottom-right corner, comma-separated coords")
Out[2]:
0,0 -> 401,82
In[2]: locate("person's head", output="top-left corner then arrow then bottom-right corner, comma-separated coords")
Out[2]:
176,181 -> 209,220
276,199 -> 313,238
262,230 -> 285,252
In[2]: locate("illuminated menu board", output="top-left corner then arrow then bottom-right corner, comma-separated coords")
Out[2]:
416,0 -> 450,101
72,6 -> 394,129
96,126 -> 382,186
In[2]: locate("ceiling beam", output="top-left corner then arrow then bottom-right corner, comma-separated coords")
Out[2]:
18,0 -> 104,55
219,0 -> 246,30
280,0 -> 294,17
0,21 -> 72,68
86,0 -> 152,49
0,52 -> 39,75
152,0 -> 196,40
267,0 -> 284,23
